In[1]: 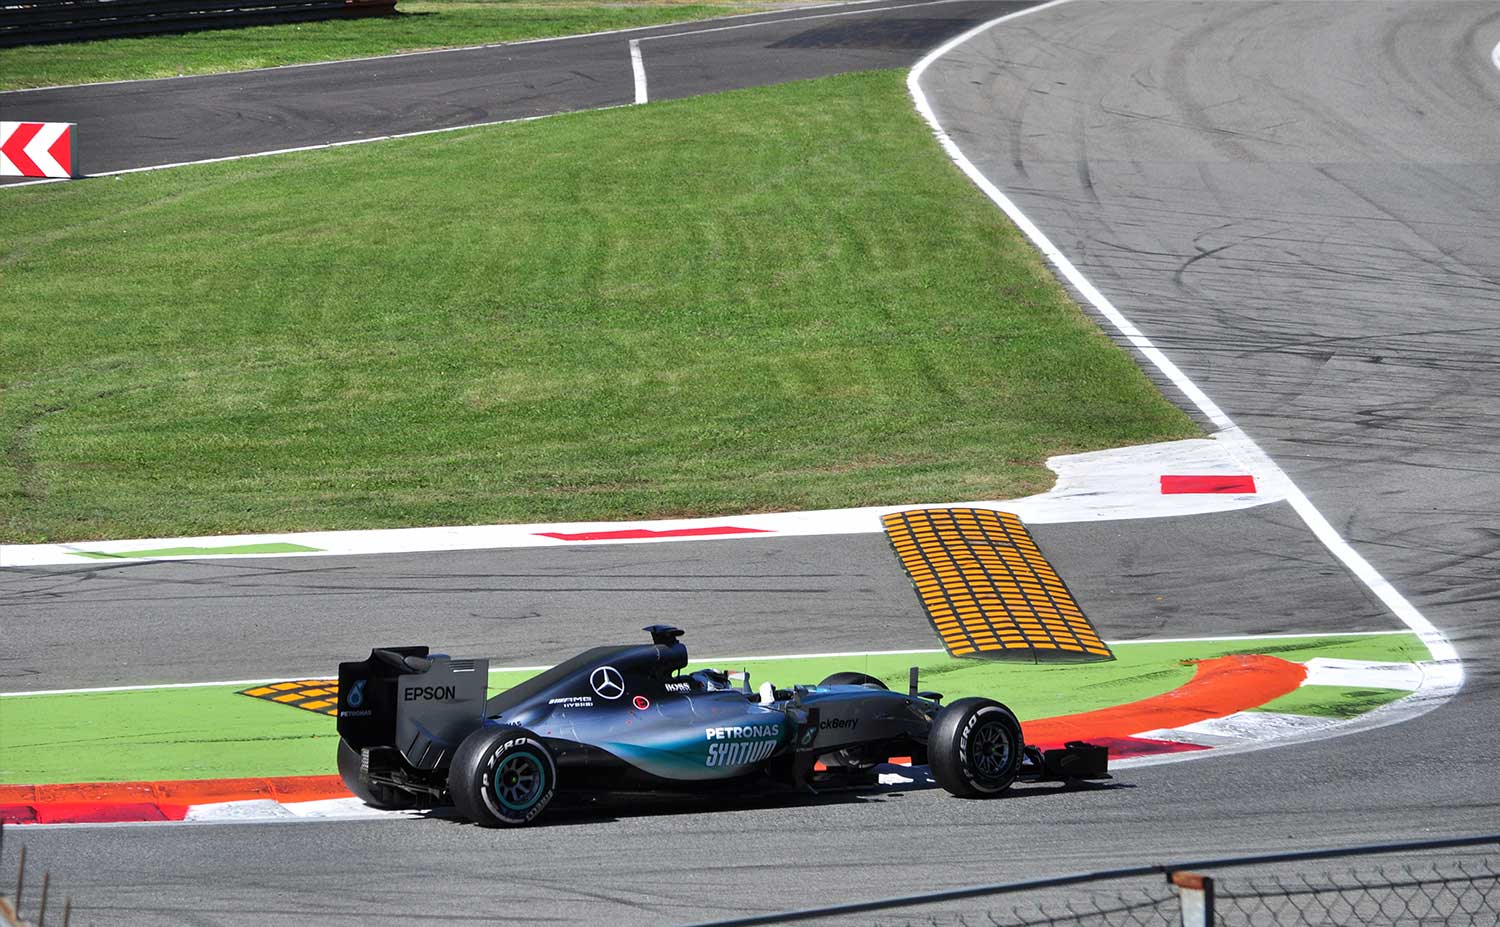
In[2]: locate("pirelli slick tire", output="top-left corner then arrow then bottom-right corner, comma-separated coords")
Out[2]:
819,672 -> 888,690
929,697 -> 1024,798
336,739 -> 418,811
448,726 -> 558,827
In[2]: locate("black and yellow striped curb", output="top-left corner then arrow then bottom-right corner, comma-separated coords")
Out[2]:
238,679 -> 340,716
882,507 -> 1113,663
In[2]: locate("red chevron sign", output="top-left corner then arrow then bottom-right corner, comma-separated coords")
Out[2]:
1,121 -> 78,179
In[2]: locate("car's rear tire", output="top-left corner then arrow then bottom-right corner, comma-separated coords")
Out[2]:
336,739 -> 418,810
448,726 -> 557,827
928,697 -> 1023,798
819,672 -> 888,689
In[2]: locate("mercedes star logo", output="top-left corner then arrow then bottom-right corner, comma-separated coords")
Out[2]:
590,665 -> 625,700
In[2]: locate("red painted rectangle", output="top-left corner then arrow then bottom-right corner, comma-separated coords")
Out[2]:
1160,474 -> 1256,495
33,802 -> 188,825
537,526 -> 771,542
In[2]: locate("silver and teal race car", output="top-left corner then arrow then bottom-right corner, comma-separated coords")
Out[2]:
336,626 -> 1108,827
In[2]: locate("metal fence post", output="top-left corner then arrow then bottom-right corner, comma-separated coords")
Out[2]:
1170,871 -> 1214,927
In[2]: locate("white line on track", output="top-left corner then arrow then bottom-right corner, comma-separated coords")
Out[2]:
630,39 -> 649,104
0,631 -> 1414,698
0,0 -> 1027,189
0,0 -> 908,96
1492,38 -> 1500,75
907,0 -> 1464,750
0,110 -> 576,189
632,0 -> 985,44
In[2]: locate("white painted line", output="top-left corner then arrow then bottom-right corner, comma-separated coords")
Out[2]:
0,632 -> 1415,698
0,110 -> 576,190
182,799 -> 297,822
181,797 -> 418,822
689,647 -> 941,664
907,0 -> 1462,749
1301,657 -> 1423,691
630,40 -> 649,105
1492,39 -> 1500,75
0,174 -> 67,189
10,809 -> 425,832
0,0 -> 1005,190
0,649 -> 945,698
1135,711 -> 1338,748
0,0 -> 910,96
282,797 -> 421,819
1108,629 -> 1409,645
634,0 -> 983,44
0,676 -> 347,698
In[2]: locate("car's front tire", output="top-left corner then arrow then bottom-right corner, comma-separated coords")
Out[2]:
448,726 -> 558,827
336,739 -> 419,810
928,697 -> 1023,798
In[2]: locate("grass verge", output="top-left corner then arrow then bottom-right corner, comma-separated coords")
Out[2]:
0,0 -> 770,91
0,70 -> 1197,543
0,634 -> 1426,783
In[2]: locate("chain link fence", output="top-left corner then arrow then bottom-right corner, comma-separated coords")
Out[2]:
874,882 -> 1180,927
1216,856 -> 1500,927
684,834 -> 1500,927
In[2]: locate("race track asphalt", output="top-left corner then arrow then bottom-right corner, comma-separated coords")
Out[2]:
3,2 -> 1499,924
1,503 -> 1392,691
0,0 -> 1033,178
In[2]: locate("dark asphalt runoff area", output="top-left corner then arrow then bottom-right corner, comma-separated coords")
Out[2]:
4,1 -> 1500,925
0,0 -> 1031,179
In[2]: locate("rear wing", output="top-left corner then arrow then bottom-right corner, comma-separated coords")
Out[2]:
338,647 -> 490,770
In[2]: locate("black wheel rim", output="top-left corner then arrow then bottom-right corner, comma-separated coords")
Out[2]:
970,719 -> 1013,781
493,751 -> 545,811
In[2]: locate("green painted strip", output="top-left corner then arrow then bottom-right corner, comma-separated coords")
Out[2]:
0,633 -> 1424,785
69,543 -> 323,559
0,686 -> 336,785
1254,684 -> 1412,720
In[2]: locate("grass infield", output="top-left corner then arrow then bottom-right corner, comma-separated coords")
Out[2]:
0,70 -> 1196,543
0,0 -> 771,91
0,635 -> 1426,784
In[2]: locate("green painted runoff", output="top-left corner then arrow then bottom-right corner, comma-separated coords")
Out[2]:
70,543 -> 323,559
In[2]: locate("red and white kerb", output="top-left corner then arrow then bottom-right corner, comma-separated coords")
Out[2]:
1,121 -> 78,179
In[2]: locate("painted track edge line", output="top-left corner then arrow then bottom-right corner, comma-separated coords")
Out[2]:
0,0 -> 909,96
0,109 -> 580,189
0,0 -> 1043,188
904,0 -> 1463,746
632,0 -> 1008,43
630,39 -> 649,104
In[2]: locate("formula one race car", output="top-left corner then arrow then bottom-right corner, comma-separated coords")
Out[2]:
335,626 -> 1108,826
